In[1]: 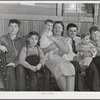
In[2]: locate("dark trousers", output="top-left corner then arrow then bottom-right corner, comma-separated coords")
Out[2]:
93,56 -> 100,77
70,61 -> 80,91
78,62 -> 100,91
16,64 -> 50,91
0,50 -> 16,91
6,66 -> 16,91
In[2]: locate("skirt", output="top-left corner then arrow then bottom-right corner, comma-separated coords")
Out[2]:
45,59 -> 75,80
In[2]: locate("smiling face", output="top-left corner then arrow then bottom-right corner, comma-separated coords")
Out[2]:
28,35 -> 39,46
67,27 -> 78,39
53,23 -> 63,36
91,31 -> 100,41
9,23 -> 20,35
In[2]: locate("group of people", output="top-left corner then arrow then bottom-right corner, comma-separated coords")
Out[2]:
0,18 -> 100,91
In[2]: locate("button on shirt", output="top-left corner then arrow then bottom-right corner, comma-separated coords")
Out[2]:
0,33 -> 24,64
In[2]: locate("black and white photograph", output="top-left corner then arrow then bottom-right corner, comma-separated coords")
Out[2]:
0,1 -> 100,99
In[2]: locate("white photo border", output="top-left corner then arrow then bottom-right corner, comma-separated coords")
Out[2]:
0,1 -> 100,99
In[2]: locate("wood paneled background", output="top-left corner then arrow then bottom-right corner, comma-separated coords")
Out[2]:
0,3 -> 93,37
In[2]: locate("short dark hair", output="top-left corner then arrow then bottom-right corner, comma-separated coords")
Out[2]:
44,19 -> 53,24
28,31 -> 40,46
66,23 -> 78,30
8,19 -> 20,27
81,33 -> 90,39
89,26 -> 100,34
53,21 -> 64,36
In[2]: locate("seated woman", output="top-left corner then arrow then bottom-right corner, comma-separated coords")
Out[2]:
41,21 -> 75,91
89,26 -> 100,77
16,31 -> 50,91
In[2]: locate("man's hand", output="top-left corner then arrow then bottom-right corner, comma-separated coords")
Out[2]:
7,62 -> 15,67
54,50 -> 64,56
78,51 -> 87,58
36,63 -> 42,71
0,45 -> 8,52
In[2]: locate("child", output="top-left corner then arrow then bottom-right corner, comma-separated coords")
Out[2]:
40,19 -> 53,49
18,31 -> 47,91
66,23 -> 81,46
40,19 -> 54,60
0,19 -> 24,91
74,33 -> 97,77
65,23 -> 82,61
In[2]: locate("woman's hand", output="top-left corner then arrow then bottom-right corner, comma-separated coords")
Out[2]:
48,36 -> 57,42
49,43 -> 56,51
42,43 -> 56,54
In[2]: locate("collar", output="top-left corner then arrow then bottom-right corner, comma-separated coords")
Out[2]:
28,44 -> 38,49
6,33 -> 21,41
90,40 -> 98,46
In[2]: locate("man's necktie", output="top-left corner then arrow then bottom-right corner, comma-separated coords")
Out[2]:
72,39 -> 77,54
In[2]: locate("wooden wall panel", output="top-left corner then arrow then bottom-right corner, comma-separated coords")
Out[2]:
0,20 -> 4,36
80,22 -> 93,34
0,3 -> 93,37
0,3 -> 56,16
0,18 -> 48,37
0,17 -> 93,37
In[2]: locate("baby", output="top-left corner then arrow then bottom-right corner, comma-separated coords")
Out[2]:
40,19 -> 53,48
74,33 -> 97,77
40,19 -> 54,60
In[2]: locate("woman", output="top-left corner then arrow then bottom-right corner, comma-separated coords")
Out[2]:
89,26 -> 100,76
42,21 -> 75,91
77,25 -> 100,91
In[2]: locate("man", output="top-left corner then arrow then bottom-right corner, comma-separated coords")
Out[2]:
66,23 -> 100,91
66,23 -> 81,90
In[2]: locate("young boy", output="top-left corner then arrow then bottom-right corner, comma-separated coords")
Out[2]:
74,33 -> 97,77
0,19 -> 24,90
66,23 -> 81,46
17,31 -> 50,91
63,23 -> 81,61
